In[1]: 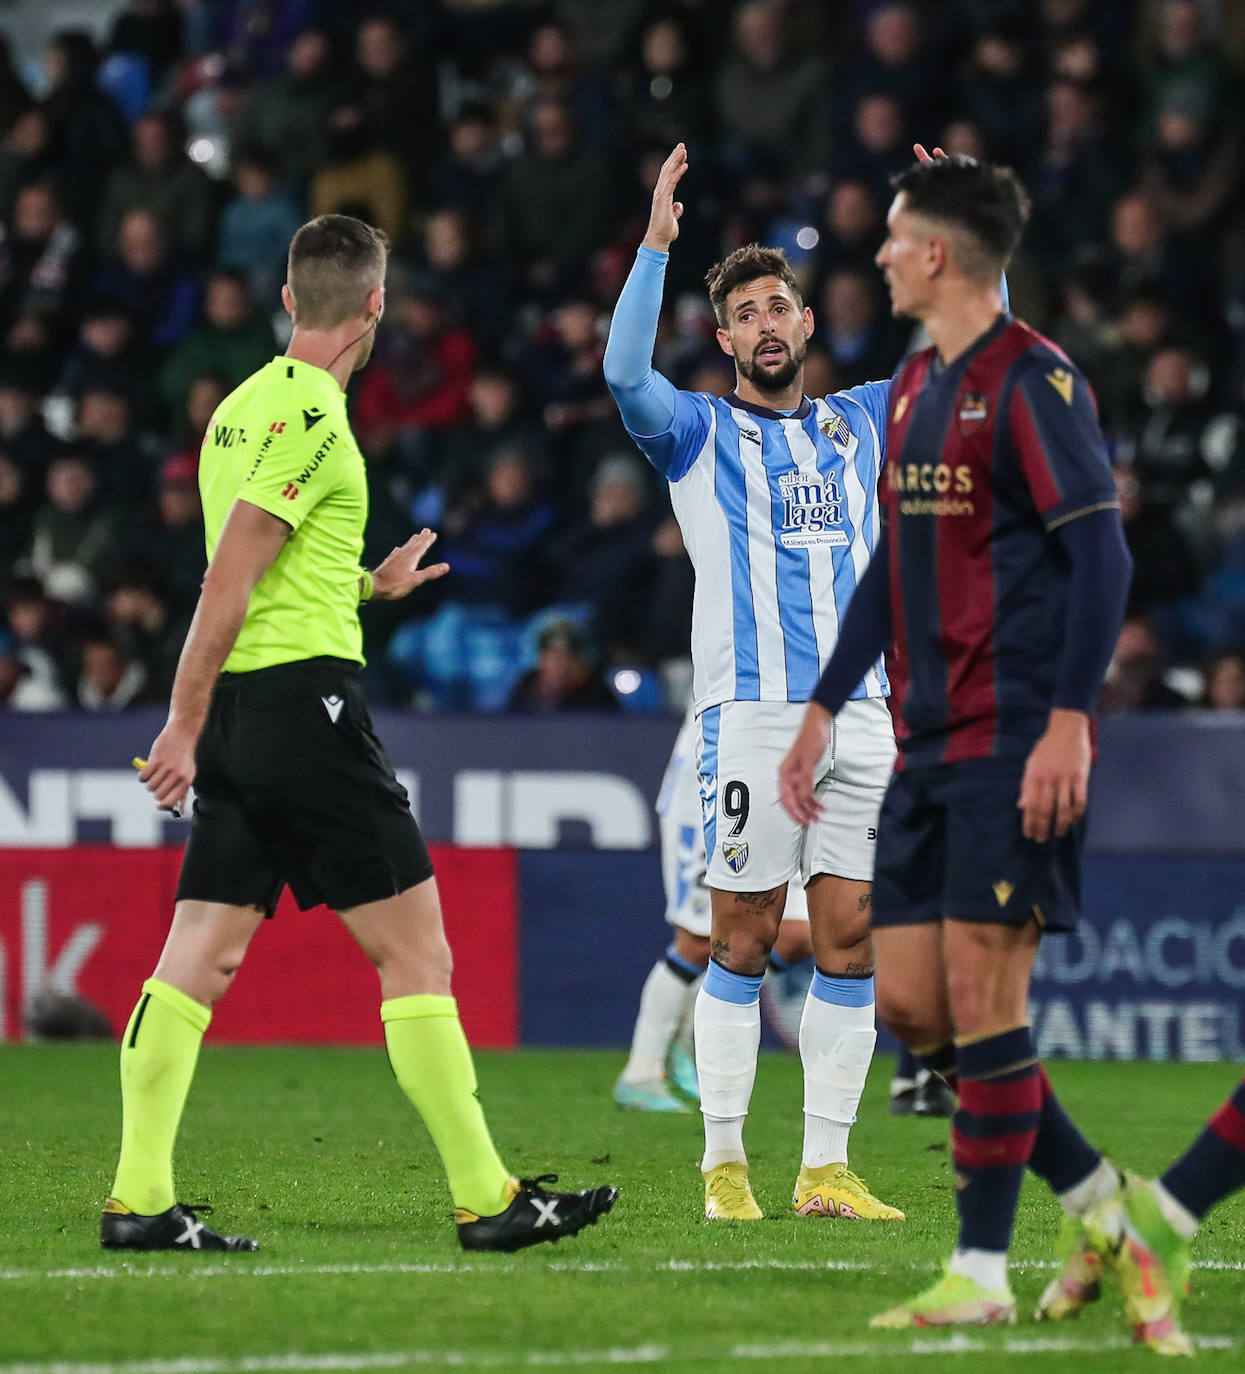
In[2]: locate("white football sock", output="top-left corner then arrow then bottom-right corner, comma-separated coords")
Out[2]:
620,959 -> 698,1084
949,1247 -> 1010,1293
799,982 -> 877,1169
1057,1157 -> 1119,1218
694,979 -> 760,1171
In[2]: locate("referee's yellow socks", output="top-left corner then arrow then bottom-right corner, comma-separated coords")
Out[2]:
111,977 -> 211,1215
381,994 -> 512,1218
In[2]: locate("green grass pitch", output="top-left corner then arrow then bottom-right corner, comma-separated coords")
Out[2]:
1,1046 -> 1242,1372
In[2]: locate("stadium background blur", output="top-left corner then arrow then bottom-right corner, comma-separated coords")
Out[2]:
0,0 -> 1243,718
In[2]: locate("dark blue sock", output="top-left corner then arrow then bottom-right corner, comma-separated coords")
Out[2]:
893,1046 -> 917,1081
1161,1074 -> 1245,1221
952,1027 -> 1041,1253
1026,1066 -> 1102,1194
913,1040 -> 958,1093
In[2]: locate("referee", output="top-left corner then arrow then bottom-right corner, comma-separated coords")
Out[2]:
101,215 -> 616,1254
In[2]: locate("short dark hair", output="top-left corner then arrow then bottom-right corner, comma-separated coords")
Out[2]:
890,155 -> 1031,280
705,244 -> 803,325
287,214 -> 389,328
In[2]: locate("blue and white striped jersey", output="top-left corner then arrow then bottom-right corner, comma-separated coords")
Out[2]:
625,384 -> 891,715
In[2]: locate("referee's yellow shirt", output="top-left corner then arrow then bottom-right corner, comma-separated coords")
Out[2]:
199,356 -> 368,672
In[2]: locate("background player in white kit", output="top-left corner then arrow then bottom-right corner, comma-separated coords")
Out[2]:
615,703 -> 813,1113
605,144 -> 902,1222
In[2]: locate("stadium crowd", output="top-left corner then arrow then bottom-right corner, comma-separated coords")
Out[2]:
0,0 -> 1243,713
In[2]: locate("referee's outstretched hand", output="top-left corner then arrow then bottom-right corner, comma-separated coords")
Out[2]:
1018,709 -> 1092,843
371,528 -> 450,601
779,703 -> 832,827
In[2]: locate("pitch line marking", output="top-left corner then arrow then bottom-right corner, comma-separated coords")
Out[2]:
3,1256 -> 1244,1284
0,1334 -> 1238,1374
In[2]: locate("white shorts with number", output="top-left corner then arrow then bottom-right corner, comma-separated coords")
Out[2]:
659,706 -> 809,935
697,697 -> 896,893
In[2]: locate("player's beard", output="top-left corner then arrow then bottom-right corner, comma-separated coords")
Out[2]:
737,337 -> 805,393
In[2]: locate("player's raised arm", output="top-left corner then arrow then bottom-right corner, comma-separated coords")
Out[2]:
604,144 -> 708,472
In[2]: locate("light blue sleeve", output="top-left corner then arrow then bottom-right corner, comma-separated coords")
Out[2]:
604,246 -> 711,481
1001,272 -> 1010,311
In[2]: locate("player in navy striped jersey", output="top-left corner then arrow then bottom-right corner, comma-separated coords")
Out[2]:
781,156 -> 1136,1332
605,143 -> 903,1223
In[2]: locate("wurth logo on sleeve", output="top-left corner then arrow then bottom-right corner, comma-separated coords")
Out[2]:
282,483 -> 298,500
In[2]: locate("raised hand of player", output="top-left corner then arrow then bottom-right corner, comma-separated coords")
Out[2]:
371,528 -> 450,601
779,703 -> 832,826
643,143 -> 688,253
1018,708 -> 1092,843
139,719 -> 198,814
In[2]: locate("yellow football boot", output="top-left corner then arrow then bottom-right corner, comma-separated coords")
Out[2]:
792,1163 -> 905,1220
703,1161 -> 763,1220
871,1264 -> 1016,1328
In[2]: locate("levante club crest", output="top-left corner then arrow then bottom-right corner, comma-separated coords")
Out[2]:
722,840 -> 749,874
958,392 -> 989,435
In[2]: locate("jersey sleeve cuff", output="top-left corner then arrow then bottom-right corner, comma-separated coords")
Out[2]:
1043,495 -> 1119,532
235,491 -> 301,531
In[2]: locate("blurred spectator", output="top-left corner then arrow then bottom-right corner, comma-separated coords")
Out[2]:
548,454 -> 654,657
215,148 -> 302,304
22,453 -> 123,604
615,13 -> 713,155
435,367 -> 547,512
1101,613 -> 1188,712
819,179 -> 885,275
1139,83 -> 1241,242
521,296 -> 611,443
78,385 -> 158,502
1109,187 -> 1215,328
230,26 -> 336,194
94,206 -> 201,353
158,269 -> 274,420
1142,0 -> 1238,137
309,95 -> 409,246
818,268 -> 902,389
4,574 -> 74,696
508,618 -> 619,712
339,14 -> 440,177
99,110 -> 218,263
102,562 -> 184,697
643,514 -> 694,665
428,103 -> 503,219
1115,466 -> 1200,613
0,626 -> 66,710
352,274 -> 479,461
0,181 -> 86,369
437,451 -> 558,614
1117,344 -> 1217,504
0,358 -> 57,479
76,622 -> 152,710
138,453 -> 205,615
107,0 -> 185,89
510,18 -> 612,149
1201,648 -> 1245,711
0,35 -> 30,139
488,98 -> 614,300
0,107 -> 54,223
0,448 -> 33,556
714,2 -> 828,178
39,30 -> 130,224
420,206 -> 511,347
834,2 -> 940,134
957,24 -> 1042,165
53,294 -> 149,408
833,93 -> 913,200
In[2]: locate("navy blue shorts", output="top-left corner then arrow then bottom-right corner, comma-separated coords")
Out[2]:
871,758 -> 1083,932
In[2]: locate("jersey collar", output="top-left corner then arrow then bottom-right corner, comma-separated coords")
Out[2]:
725,390 -> 812,421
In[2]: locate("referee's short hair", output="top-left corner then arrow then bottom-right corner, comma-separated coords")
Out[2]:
287,215 -> 389,328
890,156 -> 1031,284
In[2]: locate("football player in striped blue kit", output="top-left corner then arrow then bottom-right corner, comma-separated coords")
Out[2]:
604,143 -> 903,1223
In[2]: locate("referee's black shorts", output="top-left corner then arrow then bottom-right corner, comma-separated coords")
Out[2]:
176,656 -> 433,915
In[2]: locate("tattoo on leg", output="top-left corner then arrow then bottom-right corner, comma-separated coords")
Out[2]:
842,960 -> 874,978
857,889 -> 872,912
711,938 -> 731,964
735,889 -> 783,911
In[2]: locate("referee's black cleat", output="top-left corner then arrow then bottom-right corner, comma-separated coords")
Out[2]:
455,1174 -> 618,1253
100,1198 -> 259,1252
